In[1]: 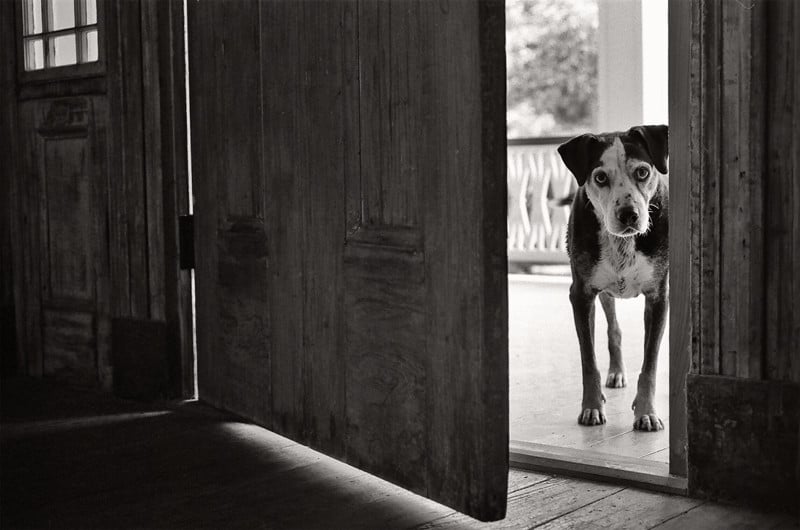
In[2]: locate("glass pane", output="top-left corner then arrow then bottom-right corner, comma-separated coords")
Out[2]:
83,0 -> 97,25
49,33 -> 77,67
24,38 -> 45,71
23,0 -> 43,35
81,29 -> 98,62
49,0 -> 76,31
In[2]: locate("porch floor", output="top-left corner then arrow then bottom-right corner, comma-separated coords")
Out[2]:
509,273 -> 670,463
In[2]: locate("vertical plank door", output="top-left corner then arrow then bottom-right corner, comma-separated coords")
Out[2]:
188,0 -> 508,521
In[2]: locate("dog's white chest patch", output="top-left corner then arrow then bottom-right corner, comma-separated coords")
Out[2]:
589,233 -> 655,298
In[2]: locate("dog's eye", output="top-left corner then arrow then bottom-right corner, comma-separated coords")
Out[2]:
635,167 -> 650,181
594,172 -> 608,186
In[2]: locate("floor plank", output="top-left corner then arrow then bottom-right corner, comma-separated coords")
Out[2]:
417,477 -> 624,529
536,487 -> 702,529
654,502 -> 800,530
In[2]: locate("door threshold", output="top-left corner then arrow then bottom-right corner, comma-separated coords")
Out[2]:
510,440 -> 687,495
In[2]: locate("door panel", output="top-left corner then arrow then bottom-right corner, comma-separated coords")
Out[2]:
18,96 -> 109,386
189,0 -> 508,520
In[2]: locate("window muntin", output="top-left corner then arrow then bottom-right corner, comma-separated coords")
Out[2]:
22,0 -> 99,71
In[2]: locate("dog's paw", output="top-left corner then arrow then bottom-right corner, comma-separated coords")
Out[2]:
633,412 -> 664,432
605,370 -> 627,388
578,408 -> 607,426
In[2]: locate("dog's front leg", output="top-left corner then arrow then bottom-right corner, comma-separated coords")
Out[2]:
633,286 -> 668,431
570,284 -> 605,425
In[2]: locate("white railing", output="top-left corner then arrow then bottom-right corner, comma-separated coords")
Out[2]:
507,137 -> 576,265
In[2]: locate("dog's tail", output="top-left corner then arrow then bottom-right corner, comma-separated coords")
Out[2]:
548,192 -> 575,208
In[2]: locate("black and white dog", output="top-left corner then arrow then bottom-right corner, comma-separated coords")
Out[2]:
557,125 -> 669,431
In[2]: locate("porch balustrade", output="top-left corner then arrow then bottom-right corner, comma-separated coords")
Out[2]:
507,137 -> 576,265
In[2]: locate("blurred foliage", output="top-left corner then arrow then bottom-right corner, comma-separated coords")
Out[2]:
506,0 -> 598,138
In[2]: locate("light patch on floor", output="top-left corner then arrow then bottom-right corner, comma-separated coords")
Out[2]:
509,274 -> 669,462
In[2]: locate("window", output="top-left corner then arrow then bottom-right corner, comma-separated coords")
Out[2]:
22,0 -> 99,71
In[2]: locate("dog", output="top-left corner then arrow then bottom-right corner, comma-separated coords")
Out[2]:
556,125 -> 669,432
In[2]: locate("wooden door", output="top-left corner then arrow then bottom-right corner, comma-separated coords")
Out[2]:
188,0 -> 508,521
7,0 -> 193,397
16,97 -> 110,386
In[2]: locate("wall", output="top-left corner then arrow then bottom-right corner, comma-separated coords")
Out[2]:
5,0 -> 192,398
1,0 -> 19,375
685,0 -> 800,510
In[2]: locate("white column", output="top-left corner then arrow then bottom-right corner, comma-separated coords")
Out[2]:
597,0 -> 643,132
641,0 -> 669,125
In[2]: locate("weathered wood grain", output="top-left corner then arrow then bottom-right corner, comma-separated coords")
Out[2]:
18,104 -> 44,377
356,0 -> 422,229
297,0 -> 347,455
189,0 -> 508,520
3,380 -> 794,529
422,0 -> 508,519
668,0 -> 694,477
656,502 -> 797,530
41,135 -> 94,303
765,0 -> 800,386
344,246 -> 427,488
718,0 -> 766,379
794,1 -> 800,387
42,309 -> 95,385
260,0 -> 303,439
687,0 -> 800,508
141,0 -> 166,322
118,0 -> 149,320
687,374 -> 800,510
155,0 -> 194,397
105,0 -> 132,320
0,0 -> 17,375
420,477 -> 624,530
699,0 -> 721,376
17,96 -> 111,387
536,487 -> 702,530
189,0 -> 271,423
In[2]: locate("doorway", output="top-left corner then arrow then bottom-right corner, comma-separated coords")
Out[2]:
506,0 -> 684,490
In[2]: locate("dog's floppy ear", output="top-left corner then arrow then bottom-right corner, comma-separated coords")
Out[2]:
628,125 -> 668,174
557,134 -> 607,186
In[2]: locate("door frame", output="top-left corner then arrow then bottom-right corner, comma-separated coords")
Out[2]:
509,0 -> 692,492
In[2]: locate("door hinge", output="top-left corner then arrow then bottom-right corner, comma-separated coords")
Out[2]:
179,214 -> 195,270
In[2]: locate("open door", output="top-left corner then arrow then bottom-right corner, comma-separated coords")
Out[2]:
187,0 -> 508,521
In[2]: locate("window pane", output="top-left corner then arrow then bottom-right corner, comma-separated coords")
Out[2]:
83,0 -> 97,25
49,33 -> 77,67
81,29 -> 98,62
23,0 -> 43,35
49,0 -> 76,31
24,38 -> 45,71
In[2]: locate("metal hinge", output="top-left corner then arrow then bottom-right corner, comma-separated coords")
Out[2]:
179,214 -> 194,270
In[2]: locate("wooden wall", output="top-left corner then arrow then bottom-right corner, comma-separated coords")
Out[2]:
685,0 -> 800,509
6,0 -> 192,397
1,0 -> 19,375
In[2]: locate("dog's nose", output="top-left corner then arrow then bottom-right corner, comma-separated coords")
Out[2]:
617,207 -> 639,227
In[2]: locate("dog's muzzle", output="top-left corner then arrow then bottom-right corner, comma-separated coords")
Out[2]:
616,206 -> 639,228
611,206 -> 643,236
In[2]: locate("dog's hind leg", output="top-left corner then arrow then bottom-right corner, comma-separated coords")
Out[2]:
633,285 -> 668,431
570,284 -> 606,426
599,293 -> 626,388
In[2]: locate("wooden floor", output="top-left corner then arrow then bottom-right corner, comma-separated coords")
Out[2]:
1,377 -> 795,529
509,274 -> 669,462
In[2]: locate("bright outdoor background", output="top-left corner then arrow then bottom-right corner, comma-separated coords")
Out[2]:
506,0 -> 599,138
506,0 -> 668,140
